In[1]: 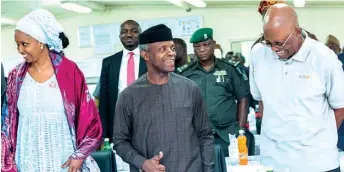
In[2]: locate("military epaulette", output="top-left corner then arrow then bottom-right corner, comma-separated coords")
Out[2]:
220,59 -> 240,67
176,62 -> 195,73
220,59 -> 248,81
238,67 -> 249,81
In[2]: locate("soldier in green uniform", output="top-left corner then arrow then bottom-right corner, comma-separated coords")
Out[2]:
177,28 -> 254,156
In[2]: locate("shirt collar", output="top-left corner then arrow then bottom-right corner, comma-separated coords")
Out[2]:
214,58 -> 225,68
194,56 -> 221,71
290,30 -> 311,62
123,47 -> 140,57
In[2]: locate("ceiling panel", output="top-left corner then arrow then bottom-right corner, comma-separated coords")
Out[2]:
2,1 -> 76,19
2,0 -> 344,25
90,0 -> 172,6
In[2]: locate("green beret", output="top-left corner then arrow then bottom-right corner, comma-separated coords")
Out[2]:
235,52 -> 246,63
190,28 -> 213,43
241,56 -> 246,63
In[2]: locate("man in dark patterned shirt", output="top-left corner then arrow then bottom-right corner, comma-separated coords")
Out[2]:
113,24 -> 214,172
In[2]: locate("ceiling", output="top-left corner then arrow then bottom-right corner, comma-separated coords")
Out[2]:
2,0 -> 344,26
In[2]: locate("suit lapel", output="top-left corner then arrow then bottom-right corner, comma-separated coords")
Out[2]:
111,51 -> 123,89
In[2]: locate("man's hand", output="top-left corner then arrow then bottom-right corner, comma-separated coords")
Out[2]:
61,158 -> 84,172
142,151 -> 165,172
335,108 -> 344,129
258,101 -> 264,118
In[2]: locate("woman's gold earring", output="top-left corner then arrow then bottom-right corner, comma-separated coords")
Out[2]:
40,45 -> 43,50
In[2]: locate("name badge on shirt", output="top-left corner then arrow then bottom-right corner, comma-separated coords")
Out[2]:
214,70 -> 227,83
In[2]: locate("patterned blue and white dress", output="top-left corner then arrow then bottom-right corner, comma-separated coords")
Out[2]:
16,73 -> 75,172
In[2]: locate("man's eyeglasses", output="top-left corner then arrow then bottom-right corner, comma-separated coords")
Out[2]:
261,27 -> 297,48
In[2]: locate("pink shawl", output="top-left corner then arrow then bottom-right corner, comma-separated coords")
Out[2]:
1,51 -> 103,171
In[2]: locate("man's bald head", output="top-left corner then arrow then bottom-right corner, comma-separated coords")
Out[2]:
262,4 -> 304,59
263,3 -> 298,32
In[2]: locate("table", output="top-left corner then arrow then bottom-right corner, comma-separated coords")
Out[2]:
226,152 -> 344,172
116,152 -> 344,171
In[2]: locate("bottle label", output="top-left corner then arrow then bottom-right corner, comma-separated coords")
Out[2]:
239,153 -> 248,159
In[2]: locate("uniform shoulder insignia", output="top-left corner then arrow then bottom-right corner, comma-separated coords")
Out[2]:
176,62 -> 195,73
220,59 -> 248,81
220,59 -> 240,67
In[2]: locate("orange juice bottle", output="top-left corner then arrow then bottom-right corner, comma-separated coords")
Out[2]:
238,129 -> 248,165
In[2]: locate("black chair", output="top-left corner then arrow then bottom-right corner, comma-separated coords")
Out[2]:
214,144 -> 227,172
91,150 -> 117,172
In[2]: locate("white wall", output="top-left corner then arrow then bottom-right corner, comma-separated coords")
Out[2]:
2,6 -> 344,63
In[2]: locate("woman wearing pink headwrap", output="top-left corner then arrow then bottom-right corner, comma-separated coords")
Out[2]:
1,9 -> 102,172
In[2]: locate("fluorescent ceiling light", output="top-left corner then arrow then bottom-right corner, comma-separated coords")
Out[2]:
1,17 -> 17,25
184,0 -> 206,8
293,0 -> 306,7
60,2 -> 92,13
166,0 -> 184,7
41,0 -> 60,5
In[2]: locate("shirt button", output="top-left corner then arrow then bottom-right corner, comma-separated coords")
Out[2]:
285,72 -> 288,75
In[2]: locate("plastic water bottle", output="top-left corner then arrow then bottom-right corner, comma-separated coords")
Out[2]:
238,130 -> 248,165
248,107 -> 257,133
265,167 -> 274,172
228,134 -> 239,165
255,104 -> 262,135
101,138 -> 111,151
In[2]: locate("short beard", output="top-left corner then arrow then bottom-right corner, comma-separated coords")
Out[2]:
123,42 -> 138,51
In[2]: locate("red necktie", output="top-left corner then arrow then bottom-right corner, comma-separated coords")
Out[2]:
127,52 -> 135,86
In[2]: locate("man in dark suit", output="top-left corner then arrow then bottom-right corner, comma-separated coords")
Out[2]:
99,20 -> 147,142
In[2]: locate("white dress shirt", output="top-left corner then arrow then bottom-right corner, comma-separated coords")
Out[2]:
250,31 -> 344,171
118,47 -> 141,95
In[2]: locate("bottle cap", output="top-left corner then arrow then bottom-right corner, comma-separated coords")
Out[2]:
239,129 -> 245,135
266,167 -> 274,172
